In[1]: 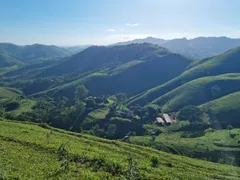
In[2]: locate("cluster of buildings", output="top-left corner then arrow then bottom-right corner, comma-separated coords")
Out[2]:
156,113 -> 177,126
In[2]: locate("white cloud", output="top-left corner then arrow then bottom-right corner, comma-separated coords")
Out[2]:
125,23 -> 139,27
105,29 -> 115,32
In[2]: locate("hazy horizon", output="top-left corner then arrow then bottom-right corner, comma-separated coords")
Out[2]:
1,0 -> 240,45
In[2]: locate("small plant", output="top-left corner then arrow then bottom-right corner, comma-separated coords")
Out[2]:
125,156 -> 139,180
150,155 -> 159,168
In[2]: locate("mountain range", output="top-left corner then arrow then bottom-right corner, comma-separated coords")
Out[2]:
114,36 -> 240,59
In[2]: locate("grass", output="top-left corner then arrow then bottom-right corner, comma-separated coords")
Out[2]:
0,119 -> 240,179
7,99 -> 36,116
151,73 -> 240,112
129,126 -> 240,166
0,87 -> 22,102
127,46 -> 240,106
200,91 -> 240,127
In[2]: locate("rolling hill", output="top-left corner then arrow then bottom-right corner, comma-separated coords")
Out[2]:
0,119 -> 239,180
0,54 -> 23,68
0,43 -> 71,62
39,43 -> 168,77
0,87 -> 22,102
128,46 -> 240,106
114,36 -> 240,59
152,74 -> 240,112
28,44 -> 193,99
200,91 -> 240,127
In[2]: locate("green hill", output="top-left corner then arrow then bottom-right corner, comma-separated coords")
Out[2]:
9,43 -> 192,98
40,43 -> 170,77
32,53 -> 192,99
128,46 -> 240,106
0,87 -> 22,102
152,74 -> 240,112
0,43 -> 71,62
0,119 -> 239,180
200,91 -> 240,127
0,54 -> 23,68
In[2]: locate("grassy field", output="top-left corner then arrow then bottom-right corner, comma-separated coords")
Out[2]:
129,127 -> 240,166
0,119 -> 240,179
6,99 -> 37,116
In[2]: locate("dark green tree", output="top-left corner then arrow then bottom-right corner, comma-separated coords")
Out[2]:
178,105 -> 203,123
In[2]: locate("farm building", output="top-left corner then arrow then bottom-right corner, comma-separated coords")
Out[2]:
156,113 -> 177,126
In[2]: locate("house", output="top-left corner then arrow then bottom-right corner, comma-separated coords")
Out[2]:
163,113 -> 172,125
155,113 -> 177,126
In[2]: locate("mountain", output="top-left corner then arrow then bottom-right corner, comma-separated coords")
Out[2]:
114,37 -> 167,46
114,37 -> 240,59
63,45 -> 90,54
40,43 -> 165,77
128,46 -> 240,106
0,43 -> 71,62
1,119 -> 239,180
25,43 -> 193,99
0,54 -> 23,68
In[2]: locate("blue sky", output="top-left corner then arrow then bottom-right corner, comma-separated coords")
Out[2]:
0,0 -> 240,45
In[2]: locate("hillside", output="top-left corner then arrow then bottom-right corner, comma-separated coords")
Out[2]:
0,87 -> 22,102
28,44 -> 192,99
152,74 -> 240,112
0,119 -> 239,180
0,54 -> 23,68
200,91 -> 240,127
40,43 -> 167,77
114,37 -> 240,59
129,126 -> 240,166
0,43 -> 71,62
128,46 -> 240,106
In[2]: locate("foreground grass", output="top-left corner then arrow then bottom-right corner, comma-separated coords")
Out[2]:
0,119 -> 240,179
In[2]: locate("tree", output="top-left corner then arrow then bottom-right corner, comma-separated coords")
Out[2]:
144,104 -> 160,122
211,85 -> 221,98
178,105 -> 203,123
74,85 -> 88,104
0,105 -> 4,116
106,124 -> 117,139
115,93 -> 127,105
4,101 -> 20,111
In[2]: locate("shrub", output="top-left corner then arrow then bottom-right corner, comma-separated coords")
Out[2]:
204,128 -> 214,134
4,101 -> 20,111
150,156 -> 159,168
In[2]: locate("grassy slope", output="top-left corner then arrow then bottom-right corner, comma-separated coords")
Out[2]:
32,53 -> 192,99
0,43 -> 71,62
129,127 -> 240,166
200,91 -> 240,127
152,73 -> 240,112
0,119 -> 240,179
127,46 -> 240,106
85,53 -> 191,96
0,87 -> 22,102
0,54 -> 23,68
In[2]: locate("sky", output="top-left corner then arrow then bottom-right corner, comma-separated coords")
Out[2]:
0,0 -> 240,45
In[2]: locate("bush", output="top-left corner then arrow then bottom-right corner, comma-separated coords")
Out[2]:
204,128 -> 215,134
4,101 -> 20,111
150,156 -> 159,168
178,105 -> 203,123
